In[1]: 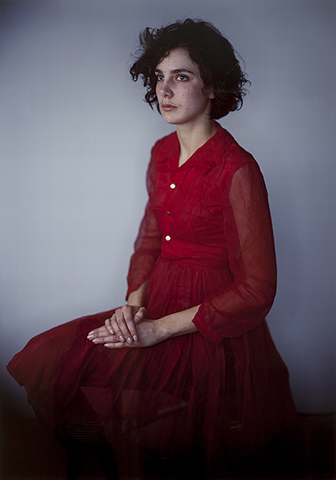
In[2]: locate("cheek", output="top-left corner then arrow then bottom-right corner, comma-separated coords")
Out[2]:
184,88 -> 202,104
194,91 -> 210,107
191,86 -> 208,102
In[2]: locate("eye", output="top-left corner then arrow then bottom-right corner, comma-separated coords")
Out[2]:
176,74 -> 189,82
155,74 -> 164,82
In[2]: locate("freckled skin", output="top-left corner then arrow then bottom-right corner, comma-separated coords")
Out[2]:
155,48 -> 214,129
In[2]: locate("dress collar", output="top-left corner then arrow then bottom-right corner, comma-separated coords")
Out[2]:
156,123 -> 234,172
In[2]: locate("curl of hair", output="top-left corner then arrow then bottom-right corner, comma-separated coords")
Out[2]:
130,19 -> 250,119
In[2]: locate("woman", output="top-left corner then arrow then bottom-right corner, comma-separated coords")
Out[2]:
7,19 -> 297,479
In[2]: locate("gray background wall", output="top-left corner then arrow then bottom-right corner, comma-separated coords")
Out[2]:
1,0 -> 335,417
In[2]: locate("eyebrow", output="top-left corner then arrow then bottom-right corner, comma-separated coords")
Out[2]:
154,68 -> 196,76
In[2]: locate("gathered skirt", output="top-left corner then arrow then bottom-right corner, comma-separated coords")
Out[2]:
7,257 -> 297,469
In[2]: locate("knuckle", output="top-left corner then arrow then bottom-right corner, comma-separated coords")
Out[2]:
111,320 -> 120,332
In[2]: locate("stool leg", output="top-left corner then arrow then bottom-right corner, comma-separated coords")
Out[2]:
65,438 -> 82,480
94,442 -> 120,480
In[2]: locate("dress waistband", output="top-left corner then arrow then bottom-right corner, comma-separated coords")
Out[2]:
160,252 -> 228,271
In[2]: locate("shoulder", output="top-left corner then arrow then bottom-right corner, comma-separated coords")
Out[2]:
201,126 -> 264,192
215,129 -> 269,201
214,126 -> 256,172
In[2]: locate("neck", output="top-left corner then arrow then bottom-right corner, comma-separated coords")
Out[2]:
176,119 -> 217,167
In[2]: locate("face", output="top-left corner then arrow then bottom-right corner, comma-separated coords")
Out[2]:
155,48 -> 214,128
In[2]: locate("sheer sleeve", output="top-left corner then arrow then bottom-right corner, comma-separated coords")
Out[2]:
126,156 -> 162,299
192,161 -> 277,345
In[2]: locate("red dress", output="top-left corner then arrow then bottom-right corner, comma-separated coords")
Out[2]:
7,125 -> 297,472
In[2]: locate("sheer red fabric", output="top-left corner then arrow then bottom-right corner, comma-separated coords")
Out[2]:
7,125 -> 297,472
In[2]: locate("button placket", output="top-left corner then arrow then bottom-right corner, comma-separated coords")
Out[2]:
164,180 -> 176,241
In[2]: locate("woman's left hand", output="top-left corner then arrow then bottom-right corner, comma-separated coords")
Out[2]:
87,319 -> 167,349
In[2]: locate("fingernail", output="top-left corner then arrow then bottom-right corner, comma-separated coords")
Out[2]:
119,335 -> 125,342
108,328 -> 114,335
126,337 -> 132,344
134,316 -> 140,323
133,335 -> 138,341
104,344 -> 112,348
92,338 -> 100,344
87,334 -> 94,340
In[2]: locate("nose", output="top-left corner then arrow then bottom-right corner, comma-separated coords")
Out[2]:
159,79 -> 173,98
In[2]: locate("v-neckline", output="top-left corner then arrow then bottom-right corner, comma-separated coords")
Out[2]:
175,124 -> 220,170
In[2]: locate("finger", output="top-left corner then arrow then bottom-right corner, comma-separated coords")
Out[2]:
104,341 -> 134,349
91,334 -> 119,344
87,325 -> 112,340
111,307 -> 137,344
120,305 -> 139,342
134,306 -> 147,324
110,310 -> 128,343
105,317 -> 115,335
113,308 -> 137,344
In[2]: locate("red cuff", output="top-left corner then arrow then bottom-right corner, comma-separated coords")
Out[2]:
192,311 -> 223,346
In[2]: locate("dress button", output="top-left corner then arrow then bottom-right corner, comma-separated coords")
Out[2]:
165,235 -> 171,241
166,211 -> 171,216
170,183 -> 176,189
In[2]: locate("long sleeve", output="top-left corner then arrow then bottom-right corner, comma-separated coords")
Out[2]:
126,156 -> 162,299
192,161 -> 277,345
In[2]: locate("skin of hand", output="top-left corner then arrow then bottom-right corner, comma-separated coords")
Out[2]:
87,304 -> 147,345
87,305 -> 200,349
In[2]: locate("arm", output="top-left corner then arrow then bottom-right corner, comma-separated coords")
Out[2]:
126,201 -> 162,298
88,153 -> 161,345
88,200 -> 160,345
91,281 -> 150,345
140,160 -> 276,346
89,306 -> 200,349
192,161 -> 277,345
127,279 -> 149,307
89,160 -> 276,348
126,153 -> 162,298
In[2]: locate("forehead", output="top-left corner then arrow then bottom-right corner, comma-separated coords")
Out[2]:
156,47 -> 200,72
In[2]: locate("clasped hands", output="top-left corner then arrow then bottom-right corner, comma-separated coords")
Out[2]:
87,304 -> 165,349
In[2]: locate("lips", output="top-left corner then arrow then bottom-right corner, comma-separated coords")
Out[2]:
160,103 -> 177,112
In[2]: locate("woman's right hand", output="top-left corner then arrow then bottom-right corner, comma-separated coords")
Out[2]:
106,304 -> 147,343
87,305 -> 147,345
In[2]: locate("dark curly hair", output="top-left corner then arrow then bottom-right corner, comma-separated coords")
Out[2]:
130,19 -> 250,119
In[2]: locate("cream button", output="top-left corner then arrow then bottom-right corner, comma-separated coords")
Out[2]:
165,235 -> 171,241
170,183 -> 176,189
166,211 -> 171,216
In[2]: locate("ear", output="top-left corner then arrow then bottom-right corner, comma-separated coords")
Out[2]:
203,85 -> 215,99
205,86 -> 215,99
